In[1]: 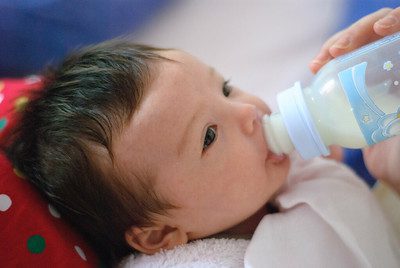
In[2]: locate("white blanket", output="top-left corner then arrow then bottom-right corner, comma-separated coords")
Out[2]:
120,238 -> 249,268
121,156 -> 400,268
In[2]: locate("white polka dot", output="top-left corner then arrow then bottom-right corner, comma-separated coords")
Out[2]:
24,75 -> 41,84
0,93 -> 4,104
394,81 -> 399,86
48,204 -> 61,218
74,245 -> 87,261
0,194 -> 12,212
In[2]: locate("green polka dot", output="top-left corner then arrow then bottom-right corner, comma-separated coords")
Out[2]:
0,118 -> 7,131
27,235 -> 46,254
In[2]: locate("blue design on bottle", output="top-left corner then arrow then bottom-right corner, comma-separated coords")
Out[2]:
338,62 -> 400,145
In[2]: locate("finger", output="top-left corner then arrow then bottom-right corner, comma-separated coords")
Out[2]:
309,31 -> 344,74
374,7 -> 400,36
310,8 -> 393,74
329,8 -> 392,58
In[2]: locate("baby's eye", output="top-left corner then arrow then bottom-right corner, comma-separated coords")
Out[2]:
223,80 -> 232,97
203,125 -> 217,151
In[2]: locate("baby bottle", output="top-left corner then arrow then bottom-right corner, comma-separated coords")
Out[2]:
263,32 -> 400,159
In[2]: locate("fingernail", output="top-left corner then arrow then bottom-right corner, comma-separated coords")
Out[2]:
309,60 -> 322,73
332,36 -> 351,49
312,52 -> 329,64
377,16 -> 398,28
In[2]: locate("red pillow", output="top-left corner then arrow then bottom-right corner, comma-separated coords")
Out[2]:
0,77 -> 100,267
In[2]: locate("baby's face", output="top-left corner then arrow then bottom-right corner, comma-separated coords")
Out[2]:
114,50 -> 290,241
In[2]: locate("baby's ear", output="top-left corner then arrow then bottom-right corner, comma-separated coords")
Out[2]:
125,225 -> 188,254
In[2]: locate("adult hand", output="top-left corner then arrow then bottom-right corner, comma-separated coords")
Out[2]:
309,7 -> 400,74
363,137 -> 400,194
309,7 -> 400,194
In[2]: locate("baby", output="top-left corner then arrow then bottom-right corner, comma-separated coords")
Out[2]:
3,7 -> 400,267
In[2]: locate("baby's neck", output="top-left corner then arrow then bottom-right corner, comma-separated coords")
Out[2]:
215,203 -> 278,238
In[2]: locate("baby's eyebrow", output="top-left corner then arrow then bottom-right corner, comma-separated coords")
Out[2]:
177,111 -> 198,157
209,67 -> 216,77
209,66 -> 225,83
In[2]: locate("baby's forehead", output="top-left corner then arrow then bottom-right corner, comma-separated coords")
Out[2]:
157,49 -> 194,63
143,52 -> 208,101
118,55 -> 207,145
115,57 -> 198,150
156,49 -> 209,76
119,49 -> 211,129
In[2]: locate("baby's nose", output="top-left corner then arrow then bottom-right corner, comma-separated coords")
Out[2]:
236,104 -> 260,135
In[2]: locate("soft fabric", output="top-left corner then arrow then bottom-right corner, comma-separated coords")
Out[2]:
123,155 -> 400,268
373,182 -> 400,242
120,238 -> 249,268
245,155 -> 400,268
0,77 -> 99,266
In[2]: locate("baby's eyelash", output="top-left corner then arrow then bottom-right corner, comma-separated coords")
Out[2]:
203,125 -> 217,151
223,80 -> 232,97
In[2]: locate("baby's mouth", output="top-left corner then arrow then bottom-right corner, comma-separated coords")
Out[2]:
266,150 -> 287,164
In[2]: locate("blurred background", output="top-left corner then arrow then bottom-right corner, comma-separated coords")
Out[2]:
1,0 -> 398,109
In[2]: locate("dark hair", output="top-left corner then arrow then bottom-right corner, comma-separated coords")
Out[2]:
3,40 -> 175,265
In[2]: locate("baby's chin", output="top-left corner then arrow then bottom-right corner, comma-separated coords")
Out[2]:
267,156 -> 291,195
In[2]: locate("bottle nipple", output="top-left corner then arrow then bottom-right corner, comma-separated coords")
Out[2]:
262,113 -> 294,155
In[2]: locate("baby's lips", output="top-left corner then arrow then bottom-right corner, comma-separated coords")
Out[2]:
266,149 -> 287,164
256,110 -> 264,123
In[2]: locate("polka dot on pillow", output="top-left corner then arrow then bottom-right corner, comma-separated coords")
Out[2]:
14,96 -> 29,112
0,117 -> 7,132
75,245 -> 87,261
48,204 -> 61,219
0,193 -> 12,212
0,78 -> 100,266
13,168 -> 26,179
24,75 -> 41,85
27,234 -> 46,254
